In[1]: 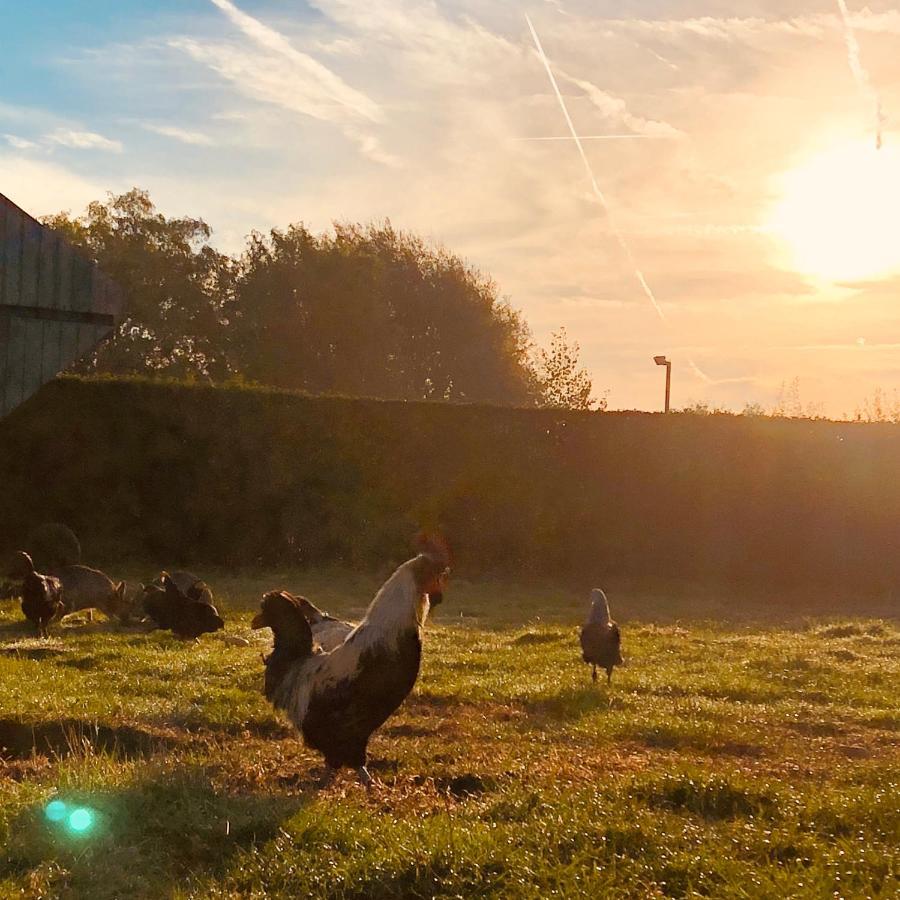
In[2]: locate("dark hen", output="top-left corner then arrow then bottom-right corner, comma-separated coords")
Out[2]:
286,593 -> 355,651
12,551 -> 65,638
142,573 -> 224,640
579,588 -> 624,684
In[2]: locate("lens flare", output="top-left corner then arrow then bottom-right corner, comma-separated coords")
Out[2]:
44,800 -> 68,823
67,808 -> 95,834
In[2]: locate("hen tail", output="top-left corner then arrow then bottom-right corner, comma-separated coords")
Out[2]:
254,591 -> 314,659
289,593 -> 337,627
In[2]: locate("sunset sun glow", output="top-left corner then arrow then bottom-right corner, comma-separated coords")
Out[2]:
770,138 -> 900,283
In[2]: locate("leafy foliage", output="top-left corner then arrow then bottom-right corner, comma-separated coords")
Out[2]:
45,191 -> 596,409
533,328 -> 600,410
231,221 -> 539,404
5,377 -> 900,592
44,190 -> 235,379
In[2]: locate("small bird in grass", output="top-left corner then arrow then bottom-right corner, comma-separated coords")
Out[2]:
11,551 -> 65,638
579,588 -> 623,684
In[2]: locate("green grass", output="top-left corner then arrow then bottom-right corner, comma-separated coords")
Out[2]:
0,569 -> 897,898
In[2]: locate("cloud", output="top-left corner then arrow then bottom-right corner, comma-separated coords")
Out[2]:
140,123 -> 215,146
559,70 -> 684,138
46,128 -> 123,152
0,153 -> 117,217
169,0 -> 394,164
3,134 -> 39,150
25,0 -> 900,413
206,0 -> 381,122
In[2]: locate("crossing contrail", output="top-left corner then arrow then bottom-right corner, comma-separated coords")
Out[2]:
835,0 -> 884,149
516,134 -> 672,142
525,14 -> 720,385
525,14 -> 665,320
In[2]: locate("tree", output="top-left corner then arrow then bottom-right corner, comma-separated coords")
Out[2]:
533,328 -> 600,410
230,221 -> 541,405
44,190 -> 235,378
45,189 -> 604,409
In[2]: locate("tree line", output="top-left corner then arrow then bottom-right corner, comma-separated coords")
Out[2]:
45,190 -> 599,410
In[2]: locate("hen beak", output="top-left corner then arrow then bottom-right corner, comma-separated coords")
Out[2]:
251,611 -> 268,630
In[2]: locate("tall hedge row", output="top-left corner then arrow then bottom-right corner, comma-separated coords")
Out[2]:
1,377 -> 898,590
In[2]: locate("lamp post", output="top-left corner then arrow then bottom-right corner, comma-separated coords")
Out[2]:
653,355 -> 671,413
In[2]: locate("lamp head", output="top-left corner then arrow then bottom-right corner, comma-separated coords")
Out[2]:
653,355 -> 669,366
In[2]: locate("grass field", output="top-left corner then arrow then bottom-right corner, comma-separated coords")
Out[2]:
0,568 -> 897,898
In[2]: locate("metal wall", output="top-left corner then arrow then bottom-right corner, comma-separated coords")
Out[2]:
0,193 -> 122,418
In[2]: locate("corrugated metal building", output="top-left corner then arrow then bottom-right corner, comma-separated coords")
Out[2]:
0,193 -> 123,417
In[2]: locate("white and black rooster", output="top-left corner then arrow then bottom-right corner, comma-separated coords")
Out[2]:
252,543 -> 450,785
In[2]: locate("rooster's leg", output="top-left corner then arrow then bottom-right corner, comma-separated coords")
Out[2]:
591,665 -> 597,683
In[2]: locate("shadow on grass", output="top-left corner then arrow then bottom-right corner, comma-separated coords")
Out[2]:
510,630 -> 568,646
628,723 -> 764,757
631,772 -> 779,821
522,686 -> 618,722
0,619 -> 38,639
1,767 -> 312,900
0,718 -> 183,760
0,616 -> 145,645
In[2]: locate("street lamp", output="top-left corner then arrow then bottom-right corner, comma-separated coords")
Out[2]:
653,355 -> 671,413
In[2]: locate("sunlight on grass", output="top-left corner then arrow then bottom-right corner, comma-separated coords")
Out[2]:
0,570 -> 897,897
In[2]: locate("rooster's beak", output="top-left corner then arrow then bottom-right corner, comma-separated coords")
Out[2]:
251,612 -> 268,630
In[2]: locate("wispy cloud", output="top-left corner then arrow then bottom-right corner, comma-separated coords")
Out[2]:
559,70 -> 684,138
140,123 -> 215,146
599,9 -> 900,44
3,134 -> 39,150
170,0 -> 392,164
207,0 -> 381,122
46,128 -> 123,152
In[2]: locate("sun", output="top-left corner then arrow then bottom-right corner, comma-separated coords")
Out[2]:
769,137 -> 900,282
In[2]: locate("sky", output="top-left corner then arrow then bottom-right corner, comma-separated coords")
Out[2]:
3,0 -> 900,414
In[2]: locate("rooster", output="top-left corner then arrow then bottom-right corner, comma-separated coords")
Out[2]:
12,551 -> 65,638
252,549 -> 449,785
579,588 -> 624,684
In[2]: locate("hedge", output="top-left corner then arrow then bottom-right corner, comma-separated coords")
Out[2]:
1,376 -> 899,591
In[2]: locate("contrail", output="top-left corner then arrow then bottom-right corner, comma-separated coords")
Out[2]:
525,14 -> 666,321
835,0 -> 884,148
525,14 -> 718,386
516,134 -> 672,142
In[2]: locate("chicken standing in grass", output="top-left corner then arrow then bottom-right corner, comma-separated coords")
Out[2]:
252,549 -> 449,786
12,551 -> 65,638
580,588 -> 623,684
56,564 -> 129,623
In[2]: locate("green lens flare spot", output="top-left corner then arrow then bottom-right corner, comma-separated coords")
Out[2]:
67,808 -> 95,834
44,800 -> 68,822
